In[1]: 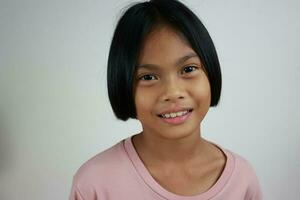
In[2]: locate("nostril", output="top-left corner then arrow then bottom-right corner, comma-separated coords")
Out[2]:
163,95 -> 184,102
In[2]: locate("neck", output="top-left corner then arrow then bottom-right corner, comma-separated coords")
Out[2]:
132,128 -> 207,167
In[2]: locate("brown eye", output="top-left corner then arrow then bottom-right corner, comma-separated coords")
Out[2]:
139,74 -> 157,81
182,66 -> 198,74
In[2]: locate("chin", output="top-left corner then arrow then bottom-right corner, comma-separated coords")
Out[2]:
157,126 -> 200,140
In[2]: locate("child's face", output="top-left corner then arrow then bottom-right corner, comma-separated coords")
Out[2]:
134,26 -> 211,140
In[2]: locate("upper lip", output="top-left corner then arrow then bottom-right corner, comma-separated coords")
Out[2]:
157,107 -> 193,116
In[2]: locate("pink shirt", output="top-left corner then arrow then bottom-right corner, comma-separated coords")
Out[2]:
70,136 -> 263,200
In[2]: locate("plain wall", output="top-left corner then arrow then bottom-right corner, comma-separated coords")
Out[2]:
0,0 -> 299,199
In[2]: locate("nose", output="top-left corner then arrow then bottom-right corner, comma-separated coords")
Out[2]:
160,77 -> 185,102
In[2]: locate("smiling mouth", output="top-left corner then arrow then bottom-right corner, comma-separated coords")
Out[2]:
157,109 -> 193,119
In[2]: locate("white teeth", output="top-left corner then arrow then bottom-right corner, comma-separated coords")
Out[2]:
161,110 -> 189,118
170,113 -> 176,118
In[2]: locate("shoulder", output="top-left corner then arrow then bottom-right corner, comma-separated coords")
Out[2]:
228,150 -> 258,181
225,149 -> 263,200
69,138 -> 140,199
210,141 -> 258,179
72,139 -> 128,188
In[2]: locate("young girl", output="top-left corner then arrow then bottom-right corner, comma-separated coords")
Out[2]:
70,0 -> 263,199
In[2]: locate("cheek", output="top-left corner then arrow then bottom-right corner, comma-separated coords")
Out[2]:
134,87 -> 156,113
191,79 -> 211,106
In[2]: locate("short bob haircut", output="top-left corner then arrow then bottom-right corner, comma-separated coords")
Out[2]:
107,0 -> 222,121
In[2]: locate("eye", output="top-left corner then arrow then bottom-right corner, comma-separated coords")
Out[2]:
181,65 -> 198,74
139,74 -> 157,81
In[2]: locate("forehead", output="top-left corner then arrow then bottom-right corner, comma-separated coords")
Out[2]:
137,26 -> 199,66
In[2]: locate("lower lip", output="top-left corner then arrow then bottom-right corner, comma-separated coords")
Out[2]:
159,111 -> 192,125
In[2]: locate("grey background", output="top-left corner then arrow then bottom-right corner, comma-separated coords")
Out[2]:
0,0 -> 299,199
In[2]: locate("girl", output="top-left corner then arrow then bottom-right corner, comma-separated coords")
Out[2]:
70,0 -> 263,199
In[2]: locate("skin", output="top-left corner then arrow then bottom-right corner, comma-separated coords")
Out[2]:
132,25 -> 226,195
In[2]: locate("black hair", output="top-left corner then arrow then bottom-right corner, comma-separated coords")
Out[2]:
107,0 -> 222,121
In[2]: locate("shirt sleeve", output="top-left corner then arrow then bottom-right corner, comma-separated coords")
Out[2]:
246,184 -> 263,200
69,183 -> 85,200
245,165 -> 263,200
69,173 -> 104,200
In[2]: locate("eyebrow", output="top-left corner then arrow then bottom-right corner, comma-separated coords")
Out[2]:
136,52 -> 199,70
